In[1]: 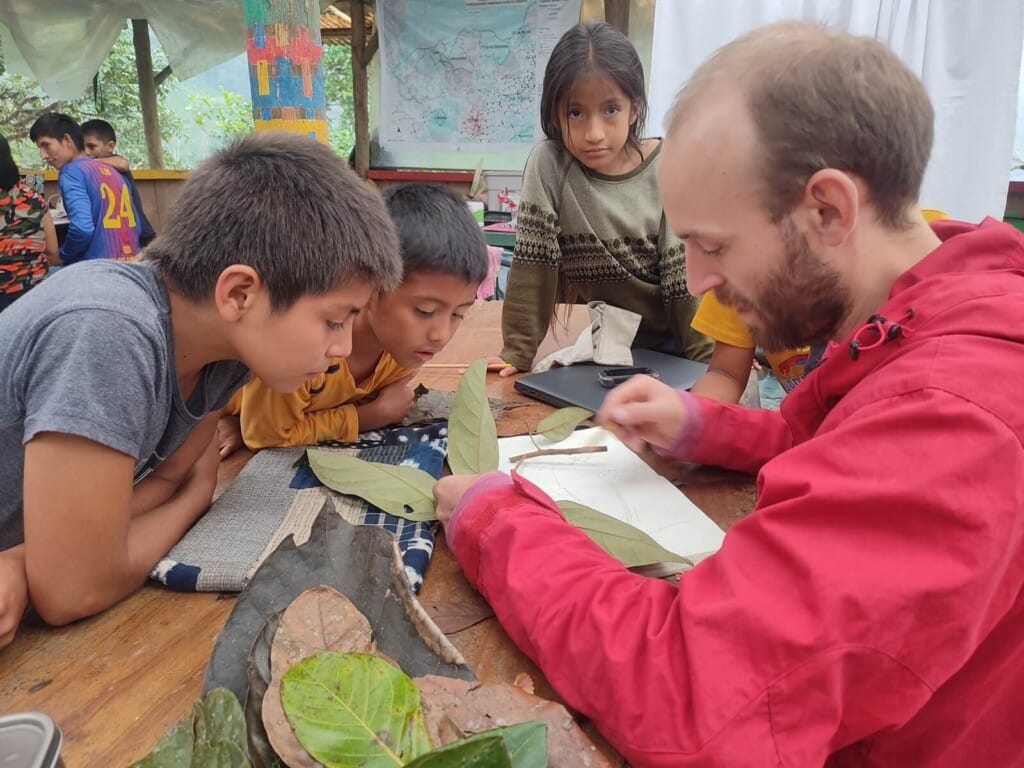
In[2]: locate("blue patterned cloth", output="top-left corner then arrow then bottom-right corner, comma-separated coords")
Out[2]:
152,422 -> 447,593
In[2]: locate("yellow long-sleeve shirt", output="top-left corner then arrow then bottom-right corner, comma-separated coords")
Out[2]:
226,352 -> 410,448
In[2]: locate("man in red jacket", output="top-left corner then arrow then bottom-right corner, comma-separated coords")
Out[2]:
433,20 -> 1024,768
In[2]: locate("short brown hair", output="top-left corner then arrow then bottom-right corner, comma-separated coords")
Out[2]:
667,22 -> 934,229
146,132 -> 402,310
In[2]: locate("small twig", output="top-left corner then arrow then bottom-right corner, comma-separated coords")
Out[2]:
507,446 -> 608,463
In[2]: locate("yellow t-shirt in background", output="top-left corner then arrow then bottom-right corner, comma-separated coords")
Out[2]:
690,209 -> 949,393
225,352 -> 410,448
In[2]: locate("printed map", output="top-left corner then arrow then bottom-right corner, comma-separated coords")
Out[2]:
377,0 -> 582,151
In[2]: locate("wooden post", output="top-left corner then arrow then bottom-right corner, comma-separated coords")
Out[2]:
131,19 -> 165,169
604,0 -> 629,37
243,0 -> 329,143
351,0 -> 370,177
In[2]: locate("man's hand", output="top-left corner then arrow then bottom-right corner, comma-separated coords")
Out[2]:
0,547 -> 28,650
596,375 -> 688,453
433,474 -> 486,528
217,414 -> 243,459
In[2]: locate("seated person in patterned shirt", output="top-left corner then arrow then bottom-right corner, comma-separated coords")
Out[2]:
217,183 -> 490,457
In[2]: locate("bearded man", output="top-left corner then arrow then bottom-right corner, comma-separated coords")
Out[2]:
432,21 -> 1024,768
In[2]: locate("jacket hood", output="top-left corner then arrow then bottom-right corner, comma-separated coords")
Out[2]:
784,217 -> 1024,436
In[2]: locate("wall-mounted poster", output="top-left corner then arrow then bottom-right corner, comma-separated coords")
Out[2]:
376,0 -> 582,170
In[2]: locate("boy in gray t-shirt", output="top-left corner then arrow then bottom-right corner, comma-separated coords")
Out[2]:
0,132 -> 402,647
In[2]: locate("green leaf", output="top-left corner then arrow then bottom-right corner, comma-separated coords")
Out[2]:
307,451 -> 437,521
557,501 -> 693,569
131,688 -> 251,768
534,407 -> 593,443
402,735 -> 510,767
404,721 -> 546,768
281,652 -> 433,768
447,358 -> 499,475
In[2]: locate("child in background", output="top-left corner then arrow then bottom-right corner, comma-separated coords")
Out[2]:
29,112 -> 141,264
496,21 -> 711,375
217,183 -> 489,457
689,209 -> 951,402
0,134 -> 59,312
81,119 -> 157,247
0,132 -> 402,648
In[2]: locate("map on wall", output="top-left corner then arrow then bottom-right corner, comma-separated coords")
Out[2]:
377,0 -> 583,160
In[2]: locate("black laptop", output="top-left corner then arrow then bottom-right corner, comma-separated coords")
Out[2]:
514,348 -> 708,413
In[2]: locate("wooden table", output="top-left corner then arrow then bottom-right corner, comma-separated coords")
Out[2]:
0,301 -> 757,766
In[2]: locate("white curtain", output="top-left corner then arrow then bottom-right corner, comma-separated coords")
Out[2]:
649,0 -> 1024,222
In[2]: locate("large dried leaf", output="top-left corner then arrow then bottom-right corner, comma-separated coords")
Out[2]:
534,407 -> 593,443
306,451 -> 436,521
132,688 -> 251,768
422,599 -> 494,634
414,676 -> 620,767
270,587 -> 374,679
557,501 -> 692,569
282,652 -> 432,767
447,358 -> 499,474
404,388 -> 526,427
263,587 -> 377,768
245,613 -> 284,768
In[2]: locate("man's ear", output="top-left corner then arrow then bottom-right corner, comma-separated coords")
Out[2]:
214,265 -> 263,322
799,169 -> 859,247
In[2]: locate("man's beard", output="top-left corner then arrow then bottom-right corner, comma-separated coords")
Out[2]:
715,218 -> 851,353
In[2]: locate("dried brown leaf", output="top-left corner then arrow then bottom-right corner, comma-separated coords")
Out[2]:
422,599 -> 495,634
263,587 -> 375,768
414,676 -> 621,768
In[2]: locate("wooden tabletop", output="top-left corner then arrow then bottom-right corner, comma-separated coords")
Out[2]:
0,301 -> 757,766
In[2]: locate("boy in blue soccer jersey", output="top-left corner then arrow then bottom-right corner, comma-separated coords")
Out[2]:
30,113 -> 141,264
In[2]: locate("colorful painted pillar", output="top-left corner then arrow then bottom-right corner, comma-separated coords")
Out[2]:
243,0 -> 329,143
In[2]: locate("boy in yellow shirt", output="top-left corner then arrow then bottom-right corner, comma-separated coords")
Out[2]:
690,209 -> 949,402
218,183 -> 489,455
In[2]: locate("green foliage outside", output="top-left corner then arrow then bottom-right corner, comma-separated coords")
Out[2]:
0,24 -> 355,170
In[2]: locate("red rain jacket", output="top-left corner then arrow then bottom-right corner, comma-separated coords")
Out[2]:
449,219 -> 1024,767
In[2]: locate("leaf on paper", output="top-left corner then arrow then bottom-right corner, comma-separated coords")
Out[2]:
534,407 -> 593,443
131,688 -> 251,768
557,501 -> 693,569
281,652 -> 433,768
263,587 -> 376,768
307,450 -> 437,521
447,358 -> 499,474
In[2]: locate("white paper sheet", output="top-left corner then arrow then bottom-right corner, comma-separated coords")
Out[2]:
498,428 -> 725,562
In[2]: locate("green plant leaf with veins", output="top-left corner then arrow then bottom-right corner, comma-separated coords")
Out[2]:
534,407 -> 593,443
404,720 -> 546,767
307,451 -> 437,521
130,687 -> 251,768
402,735 -> 510,767
447,358 -> 498,474
557,501 -> 693,569
282,652 -> 433,768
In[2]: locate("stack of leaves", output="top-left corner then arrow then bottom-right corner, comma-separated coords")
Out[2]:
136,586 -> 616,767
305,358 -> 690,573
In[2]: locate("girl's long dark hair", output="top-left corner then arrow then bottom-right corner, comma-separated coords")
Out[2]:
540,21 -> 648,160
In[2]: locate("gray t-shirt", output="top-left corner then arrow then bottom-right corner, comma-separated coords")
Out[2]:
0,260 -> 249,550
